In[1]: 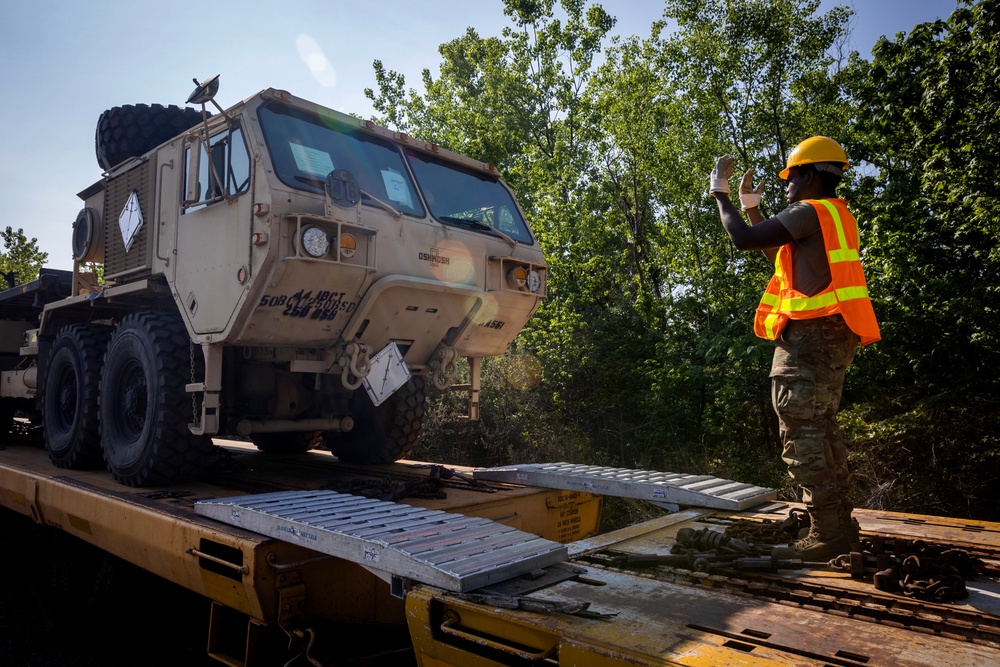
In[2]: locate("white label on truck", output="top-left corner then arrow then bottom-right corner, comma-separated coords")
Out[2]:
380,168 -> 413,207
119,190 -> 144,253
290,143 -> 334,176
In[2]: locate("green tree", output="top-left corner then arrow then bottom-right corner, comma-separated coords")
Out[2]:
367,0 -> 659,465
0,227 -> 47,287
367,0 -> 1000,522
587,0 -> 856,484
841,0 -> 1000,518
367,0 -> 858,489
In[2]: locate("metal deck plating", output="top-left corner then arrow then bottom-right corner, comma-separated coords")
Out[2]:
195,489 -> 568,592
474,462 -> 776,510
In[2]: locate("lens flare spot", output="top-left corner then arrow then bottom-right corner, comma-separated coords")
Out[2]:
430,240 -> 474,284
506,354 -> 543,390
297,35 -> 337,88
470,293 -> 499,324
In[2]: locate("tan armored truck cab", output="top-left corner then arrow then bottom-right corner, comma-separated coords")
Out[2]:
9,77 -> 546,486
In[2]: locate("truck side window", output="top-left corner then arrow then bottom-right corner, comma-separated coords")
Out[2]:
184,124 -> 251,212
228,127 -> 250,193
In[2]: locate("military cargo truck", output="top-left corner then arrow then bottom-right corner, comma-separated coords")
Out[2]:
0,76 -> 546,486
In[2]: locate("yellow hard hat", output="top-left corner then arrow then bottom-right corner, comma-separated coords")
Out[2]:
779,136 -> 849,180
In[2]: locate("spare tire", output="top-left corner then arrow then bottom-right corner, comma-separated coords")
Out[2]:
95,104 -> 206,170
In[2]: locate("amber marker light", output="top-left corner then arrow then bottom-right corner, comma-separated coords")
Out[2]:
507,265 -> 528,289
339,233 -> 357,259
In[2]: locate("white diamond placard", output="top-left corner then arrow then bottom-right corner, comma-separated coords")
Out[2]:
119,190 -> 144,253
363,343 -> 410,406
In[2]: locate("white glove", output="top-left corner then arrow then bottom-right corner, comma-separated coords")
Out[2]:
709,155 -> 735,194
739,169 -> 764,210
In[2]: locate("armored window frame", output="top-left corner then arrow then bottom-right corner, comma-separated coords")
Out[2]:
183,123 -> 251,212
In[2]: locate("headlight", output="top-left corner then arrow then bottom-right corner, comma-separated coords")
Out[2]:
528,270 -> 541,293
301,226 -> 330,257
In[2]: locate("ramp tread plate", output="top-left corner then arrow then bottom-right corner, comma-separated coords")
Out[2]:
194,491 -> 566,592
473,462 -> 776,510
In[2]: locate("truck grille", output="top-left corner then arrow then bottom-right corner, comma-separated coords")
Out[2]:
103,160 -> 154,282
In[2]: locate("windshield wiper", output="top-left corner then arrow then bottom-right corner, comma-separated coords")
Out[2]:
293,176 -> 402,220
438,216 -> 517,248
360,190 -> 402,220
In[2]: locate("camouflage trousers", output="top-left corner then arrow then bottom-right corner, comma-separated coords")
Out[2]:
771,315 -> 859,510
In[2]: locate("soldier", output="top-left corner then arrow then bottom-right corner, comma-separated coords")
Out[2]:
709,137 -> 880,560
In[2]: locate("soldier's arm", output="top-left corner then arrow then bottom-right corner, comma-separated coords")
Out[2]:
714,192 -> 792,254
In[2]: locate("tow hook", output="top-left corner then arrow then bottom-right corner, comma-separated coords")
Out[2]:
429,343 -> 458,390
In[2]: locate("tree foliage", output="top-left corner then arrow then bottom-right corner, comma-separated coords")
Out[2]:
369,0 -> 1000,521
840,0 -> 1000,517
0,227 -> 47,288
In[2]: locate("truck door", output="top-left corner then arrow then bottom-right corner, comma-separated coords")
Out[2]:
173,124 -> 254,335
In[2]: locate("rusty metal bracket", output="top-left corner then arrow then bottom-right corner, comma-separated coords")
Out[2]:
266,552 -> 307,627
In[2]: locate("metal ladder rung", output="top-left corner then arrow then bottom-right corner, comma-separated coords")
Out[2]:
350,511 -> 457,538
397,523 -> 517,555
285,500 -> 395,523
720,486 -> 770,500
246,495 -> 380,517
309,505 -> 428,529
381,517 -> 495,546
447,538 -> 559,576
417,529 -> 525,564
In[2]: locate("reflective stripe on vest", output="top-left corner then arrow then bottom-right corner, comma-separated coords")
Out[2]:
773,285 -> 869,312
754,199 -> 880,345
815,199 -> 860,264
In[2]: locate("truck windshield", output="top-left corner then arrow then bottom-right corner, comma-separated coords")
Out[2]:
405,148 -> 533,244
258,102 -> 425,217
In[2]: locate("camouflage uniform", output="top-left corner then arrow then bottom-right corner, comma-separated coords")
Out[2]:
770,314 -> 858,510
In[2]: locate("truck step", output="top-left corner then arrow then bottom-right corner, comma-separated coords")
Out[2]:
194,490 -> 567,592
473,462 -> 776,511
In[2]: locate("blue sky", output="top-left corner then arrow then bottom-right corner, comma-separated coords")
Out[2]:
0,0 -> 959,270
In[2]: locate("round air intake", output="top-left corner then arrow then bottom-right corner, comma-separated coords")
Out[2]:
72,207 -> 105,263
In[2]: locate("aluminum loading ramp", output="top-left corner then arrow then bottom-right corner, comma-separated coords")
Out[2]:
194,490 -> 567,592
473,462 -> 776,510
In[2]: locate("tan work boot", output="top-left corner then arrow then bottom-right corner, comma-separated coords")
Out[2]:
797,501 -> 862,551
773,506 -> 852,561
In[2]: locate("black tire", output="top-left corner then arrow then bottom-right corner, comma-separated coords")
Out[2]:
99,312 -> 213,486
42,325 -> 110,469
95,104 -> 206,170
251,431 -> 323,455
326,377 -> 426,464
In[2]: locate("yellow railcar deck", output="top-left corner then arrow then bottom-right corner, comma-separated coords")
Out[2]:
408,503 -> 1000,666
4,430 -> 999,666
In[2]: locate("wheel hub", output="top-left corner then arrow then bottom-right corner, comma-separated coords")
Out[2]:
122,374 -> 147,433
58,377 -> 76,418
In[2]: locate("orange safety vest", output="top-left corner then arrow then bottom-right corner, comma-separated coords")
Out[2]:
754,198 -> 880,346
